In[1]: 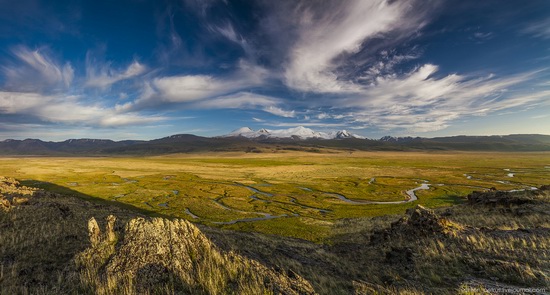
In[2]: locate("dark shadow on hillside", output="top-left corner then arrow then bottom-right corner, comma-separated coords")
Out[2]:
18,179 -> 172,219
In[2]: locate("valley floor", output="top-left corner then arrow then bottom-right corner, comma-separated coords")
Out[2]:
0,151 -> 548,241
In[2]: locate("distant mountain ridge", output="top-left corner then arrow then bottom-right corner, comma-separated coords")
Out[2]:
222,126 -> 365,139
379,136 -> 421,142
1,131 -> 550,155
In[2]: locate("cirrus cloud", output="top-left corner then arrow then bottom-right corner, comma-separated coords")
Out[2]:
2,46 -> 74,92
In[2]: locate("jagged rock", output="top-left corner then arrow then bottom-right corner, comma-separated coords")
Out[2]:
0,197 -> 10,211
87,217 -> 101,247
371,205 -> 463,243
78,216 -> 316,295
397,205 -> 462,235
105,215 -> 117,243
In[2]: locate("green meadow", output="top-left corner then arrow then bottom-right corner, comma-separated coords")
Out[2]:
1,151 -> 549,241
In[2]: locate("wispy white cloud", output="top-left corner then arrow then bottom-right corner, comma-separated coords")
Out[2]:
263,106 -> 295,118
522,18 -> 550,39
2,46 -> 74,92
531,114 -> 550,119
85,55 -> 146,89
266,122 -> 347,128
212,22 -> 252,55
0,91 -> 165,127
343,65 -> 547,132
281,0 -> 431,93
316,113 -> 330,120
193,92 -> 279,109
472,31 -> 493,42
119,59 -> 268,111
153,75 -> 234,102
358,49 -> 421,83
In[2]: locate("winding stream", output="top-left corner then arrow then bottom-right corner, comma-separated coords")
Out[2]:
289,197 -> 331,213
324,183 -> 430,205
212,197 -> 289,224
193,175 -> 535,224
184,208 -> 199,219
213,213 -> 288,225
234,183 -> 274,197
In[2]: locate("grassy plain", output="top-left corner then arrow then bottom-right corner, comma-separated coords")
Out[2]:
1,151 -> 549,241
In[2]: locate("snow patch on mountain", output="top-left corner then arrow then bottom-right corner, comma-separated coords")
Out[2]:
224,126 -> 364,139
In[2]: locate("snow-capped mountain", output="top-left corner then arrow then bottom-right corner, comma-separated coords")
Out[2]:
223,126 -> 364,139
379,136 -> 421,142
329,130 -> 365,139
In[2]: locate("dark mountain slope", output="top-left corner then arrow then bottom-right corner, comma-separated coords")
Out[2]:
1,134 -> 549,155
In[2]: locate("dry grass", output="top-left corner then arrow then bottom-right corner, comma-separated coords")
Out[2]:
0,158 -> 549,294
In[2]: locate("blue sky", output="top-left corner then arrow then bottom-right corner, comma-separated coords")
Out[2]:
1,0 -> 549,140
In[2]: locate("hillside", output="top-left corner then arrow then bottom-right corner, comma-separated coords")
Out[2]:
1,176 -> 548,294
1,133 -> 550,156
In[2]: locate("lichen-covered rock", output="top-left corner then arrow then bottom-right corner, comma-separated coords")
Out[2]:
78,216 -> 316,295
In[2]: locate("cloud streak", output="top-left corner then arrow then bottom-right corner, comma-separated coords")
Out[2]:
343,65 -> 545,132
2,46 -> 74,92
0,91 -> 165,127
193,92 -> 279,109
522,18 -> 550,39
85,57 -> 147,89
278,0 -> 431,93
118,59 -> 269,111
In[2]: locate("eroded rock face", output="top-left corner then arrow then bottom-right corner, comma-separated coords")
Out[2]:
87,217 -> 102,247
77,216 -> 316,295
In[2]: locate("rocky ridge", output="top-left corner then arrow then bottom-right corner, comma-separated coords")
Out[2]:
77,215 -> 316,295
369,205 -> 465,245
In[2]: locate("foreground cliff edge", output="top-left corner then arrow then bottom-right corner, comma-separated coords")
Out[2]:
1,176 -> 549,294
77,216 -> 314,294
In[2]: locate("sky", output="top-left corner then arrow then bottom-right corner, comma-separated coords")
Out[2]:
1,0 -> 549,141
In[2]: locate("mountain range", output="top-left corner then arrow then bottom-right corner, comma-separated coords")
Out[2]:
223,126 -> 365,139
1,126 -> 550,155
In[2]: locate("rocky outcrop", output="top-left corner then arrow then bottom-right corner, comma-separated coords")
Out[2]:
467,186 -> 549,206
390,205 -> 463,237
77,216 -> 316,295
370,205 -> 464,244
0,176 -> 36,211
